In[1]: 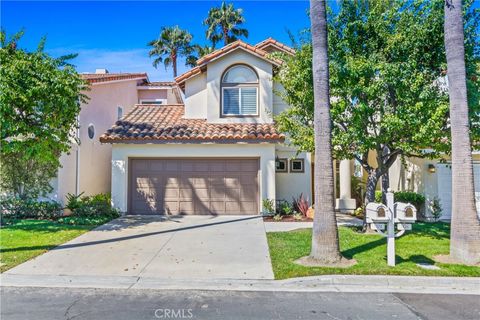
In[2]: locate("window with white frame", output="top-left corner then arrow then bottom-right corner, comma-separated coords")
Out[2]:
221,65 -> 258,116
117,106 -> 123,120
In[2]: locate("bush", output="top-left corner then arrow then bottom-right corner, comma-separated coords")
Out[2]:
262,198 -> 275,215
0,196 -> 62,222
292,193 -> 309,216
394,191 -> 426,210
428,197 -> 443,221
64,193 -> 119,219
276,200 -> 293,215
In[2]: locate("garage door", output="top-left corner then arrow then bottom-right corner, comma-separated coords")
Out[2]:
129,158 -> 259,215
437,163 -> 480,220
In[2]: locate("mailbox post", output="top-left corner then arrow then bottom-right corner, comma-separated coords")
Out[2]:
365,189 -> 417,267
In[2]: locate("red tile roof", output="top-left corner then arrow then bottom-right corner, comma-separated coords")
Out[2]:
82,73 -> 148,84
175,40 -> 283,86
138,81 -> 177,87
255,38 -> 295,55
100,104 -> 284,143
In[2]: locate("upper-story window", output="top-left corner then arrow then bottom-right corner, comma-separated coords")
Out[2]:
221,65 -> 258,116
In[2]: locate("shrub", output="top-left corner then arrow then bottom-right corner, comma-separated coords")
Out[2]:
64,193 -> 119,219
375,191 -> 383,203
277,200 -> 293,215
273,214 -> 283,221
428,197 -> 443,222
0,196 -> 62,221
262,198 -> 275,215
394,191 -> 425,211
292,193 -> 309,216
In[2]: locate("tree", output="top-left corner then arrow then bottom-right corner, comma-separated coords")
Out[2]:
148,26 -> 195,77
308,0 -> 343,264
185,44 -> 216,68
204,1 -> 248,47
444,0 -> 480,264
275,0 -> 479,205
0,30 -> 87,198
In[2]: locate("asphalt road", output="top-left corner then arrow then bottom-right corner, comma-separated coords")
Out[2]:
1,287 -> 479,320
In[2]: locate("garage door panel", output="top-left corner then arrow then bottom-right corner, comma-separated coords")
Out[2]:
130,158 -> 259,215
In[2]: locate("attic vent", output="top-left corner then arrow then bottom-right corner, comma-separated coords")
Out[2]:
95,68 -> 109,74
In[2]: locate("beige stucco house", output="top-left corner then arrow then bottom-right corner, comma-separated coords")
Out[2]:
50,38 -> 478,219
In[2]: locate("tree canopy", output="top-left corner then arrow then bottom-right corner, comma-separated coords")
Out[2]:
203,1 -> 248,47
274,0 -> 480,202
0,30 -> 87,197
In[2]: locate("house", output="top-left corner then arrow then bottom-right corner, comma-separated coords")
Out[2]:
49,69 -> 183,203
50,38 -> 479,219
99,39 -> 313,215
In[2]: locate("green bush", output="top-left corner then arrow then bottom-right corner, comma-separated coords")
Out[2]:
0,196 -> 62,221
276,200 -> 293,215
64,193 -> 119,219
374,190 -> 425,211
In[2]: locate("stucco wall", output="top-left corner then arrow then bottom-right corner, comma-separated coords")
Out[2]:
138,89 -> 168,102
275,148 -> 312,204
184,73 -> 208,118
272,82 -> 289,116
51,80 -> 140,204
111,143 -> 276,213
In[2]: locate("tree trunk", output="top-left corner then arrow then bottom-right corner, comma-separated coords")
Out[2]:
309,0 -> 342,263
365,170 -> 379,205
381,171 -> 389,204
444,0 -> 480,264
172,54 -> 177,78
223,26 -> 229,46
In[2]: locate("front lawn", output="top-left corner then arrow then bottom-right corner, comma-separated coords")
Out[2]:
267,222 -> 480,279
0,219 -> 97,272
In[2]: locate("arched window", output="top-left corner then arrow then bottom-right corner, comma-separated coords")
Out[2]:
221,65 -> 258,116
87,124 -> 95,139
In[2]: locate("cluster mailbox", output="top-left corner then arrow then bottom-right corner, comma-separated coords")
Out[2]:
366,202 -> 390,223
394,202 -> 417,222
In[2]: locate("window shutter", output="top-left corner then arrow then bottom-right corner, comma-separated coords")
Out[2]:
223,88 -> 240,114
241,88 -> 257,114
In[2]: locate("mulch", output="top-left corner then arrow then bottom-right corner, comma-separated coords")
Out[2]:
263,215 -> 313,222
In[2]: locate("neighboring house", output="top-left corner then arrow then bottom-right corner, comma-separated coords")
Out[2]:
49,38 -> 479,219
49,69 -> 183,203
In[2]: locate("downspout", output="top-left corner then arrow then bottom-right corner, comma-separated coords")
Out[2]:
75,115 -> 80,196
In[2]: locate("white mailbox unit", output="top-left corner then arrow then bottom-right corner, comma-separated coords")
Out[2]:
366,202 -> 390,223
395,202 -> 417,222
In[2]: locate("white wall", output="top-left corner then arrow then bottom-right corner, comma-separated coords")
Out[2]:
111,143 -> 276,213
275,148 -> 312,204
272,82 -> 289,116
184,73 -> 208,118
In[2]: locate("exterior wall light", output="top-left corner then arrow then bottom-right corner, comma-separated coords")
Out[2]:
428,164 -> 436,173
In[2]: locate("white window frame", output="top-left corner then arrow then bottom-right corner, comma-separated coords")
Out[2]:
221,87 -> 258,116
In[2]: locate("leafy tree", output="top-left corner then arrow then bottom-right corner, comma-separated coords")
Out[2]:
203,1 -> 248,47
0,30 -> 87,198
275,0 -> 479,205
444,0 -> 480,264
308,0 -> 344,264
148,25 -> 195,77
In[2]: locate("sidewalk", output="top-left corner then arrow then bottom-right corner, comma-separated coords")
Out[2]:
2,273 -> 478,295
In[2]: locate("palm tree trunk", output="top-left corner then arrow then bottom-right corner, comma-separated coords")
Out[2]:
172,54 -> 177,78
309,0 -> 342,263
445,0 -> 480,264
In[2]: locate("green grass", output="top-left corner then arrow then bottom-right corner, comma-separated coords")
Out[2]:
0,219 -> 97,272
267,222 -> 480,279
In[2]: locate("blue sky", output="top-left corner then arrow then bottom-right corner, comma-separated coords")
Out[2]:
1,1 -> 311,81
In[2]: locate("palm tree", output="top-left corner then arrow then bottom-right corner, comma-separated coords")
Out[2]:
444,0 -> 480,264
185,44 -> 216,68
204,2 -> 248,47
309,0 -> 343,263
148,26 -> 194,78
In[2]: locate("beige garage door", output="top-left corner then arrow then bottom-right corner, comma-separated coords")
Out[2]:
129,158 -> 259,215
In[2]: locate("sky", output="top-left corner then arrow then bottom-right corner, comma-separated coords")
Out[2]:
1,1 -> 312,81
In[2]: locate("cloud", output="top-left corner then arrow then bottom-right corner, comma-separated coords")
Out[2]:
46,47 -> 191,81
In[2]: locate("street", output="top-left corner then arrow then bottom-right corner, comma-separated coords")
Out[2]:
1,287 -> 479,320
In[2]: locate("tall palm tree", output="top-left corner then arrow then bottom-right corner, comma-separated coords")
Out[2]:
204,2 -> 248,47
148,26 -> 194,78
185,44 -> 216,68
444,0 -> 480,264
309,0 -> 343,263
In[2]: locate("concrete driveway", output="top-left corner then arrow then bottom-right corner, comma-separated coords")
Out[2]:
6,215 -> 274,280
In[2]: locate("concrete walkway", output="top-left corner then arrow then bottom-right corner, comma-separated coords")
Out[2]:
5,215 -> 274,280
264,213 -> 363,232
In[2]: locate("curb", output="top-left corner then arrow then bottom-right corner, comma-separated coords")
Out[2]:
1,274 -> 479,295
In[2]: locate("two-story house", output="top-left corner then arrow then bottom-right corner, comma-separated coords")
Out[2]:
100,39 -> 313,215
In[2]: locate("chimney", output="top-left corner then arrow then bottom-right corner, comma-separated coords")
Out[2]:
95,68 -> 109,74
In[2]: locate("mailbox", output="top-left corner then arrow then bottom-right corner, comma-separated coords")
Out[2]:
395,202 -> 417,222
366,202 -> 390,223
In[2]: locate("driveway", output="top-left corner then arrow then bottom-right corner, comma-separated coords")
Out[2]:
6,215 -> 274,280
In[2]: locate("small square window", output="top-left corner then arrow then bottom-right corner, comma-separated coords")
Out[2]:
290,159 -> 304,173
275,158 -> 288,172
